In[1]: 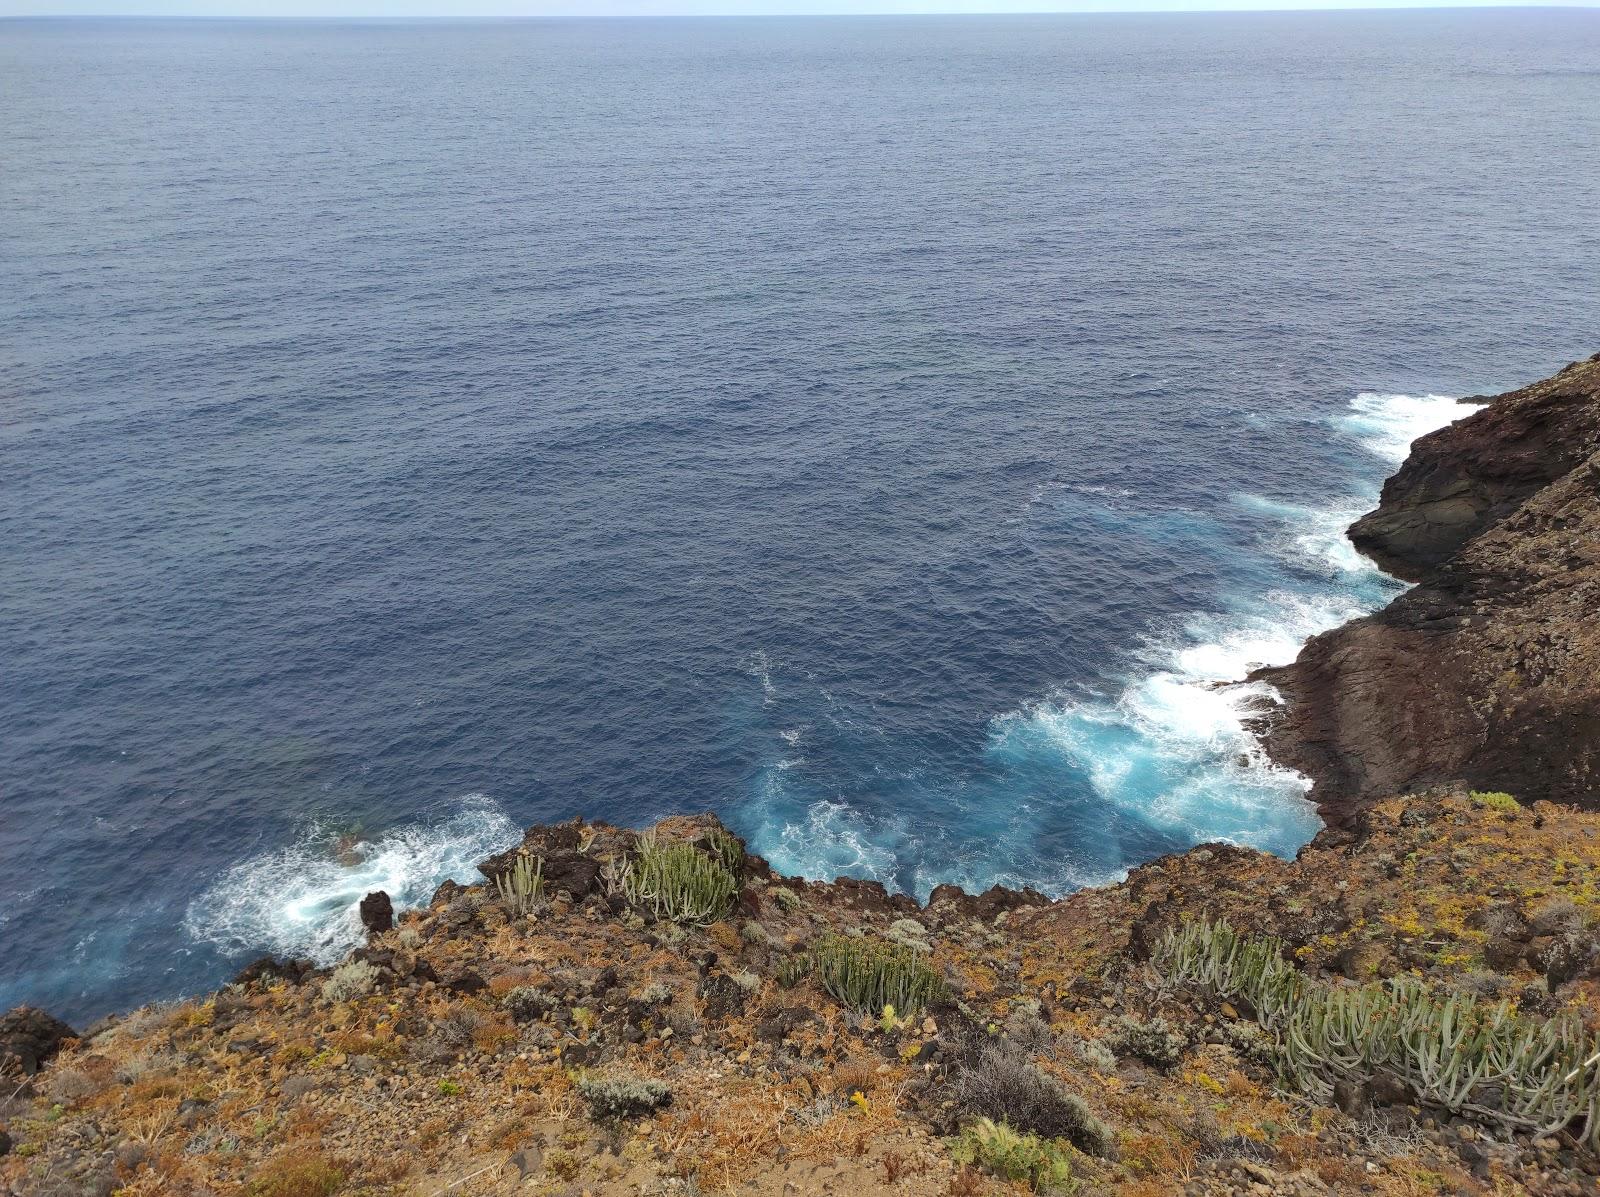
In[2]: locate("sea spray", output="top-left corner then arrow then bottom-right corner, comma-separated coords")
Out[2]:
184,794 -> 518,965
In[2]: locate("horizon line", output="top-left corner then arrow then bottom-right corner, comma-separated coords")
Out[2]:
5,2 -> 1598,17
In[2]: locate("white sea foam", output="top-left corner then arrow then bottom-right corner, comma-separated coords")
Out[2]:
1237,494 -> 1383,578
753,795 -> 902,882
1342,392 -> 1475,463
984,390 -> 1479,859
184,794 -> 519,965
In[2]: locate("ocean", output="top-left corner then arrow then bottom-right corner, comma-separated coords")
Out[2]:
3,9 -> 1598,1023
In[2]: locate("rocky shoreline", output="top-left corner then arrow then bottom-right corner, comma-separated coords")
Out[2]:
4,356 -> 1600,1197
1250,353 -> 1600,826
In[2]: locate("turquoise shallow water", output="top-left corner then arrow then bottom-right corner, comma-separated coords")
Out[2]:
3,10 -> 1599,1022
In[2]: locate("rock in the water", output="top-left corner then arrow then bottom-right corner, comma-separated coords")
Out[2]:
359,889 -> 394,934
0,1006 -> 77,1076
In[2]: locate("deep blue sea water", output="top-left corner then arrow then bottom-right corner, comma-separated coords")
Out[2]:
4,10 -> 1599,1023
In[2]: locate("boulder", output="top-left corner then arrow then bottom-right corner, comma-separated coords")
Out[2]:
359,889 -> 394,935
0,1006 -> 77,1076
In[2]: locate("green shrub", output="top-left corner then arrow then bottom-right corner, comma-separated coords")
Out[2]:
803,933 -> 949,1015
622,834 -> 738,925
949,1118 -> 1075,1192
771,886 -> 803,913
1155,918 -> 1600,1151
1470,790 -> 1520,812
493,850 -> 545,917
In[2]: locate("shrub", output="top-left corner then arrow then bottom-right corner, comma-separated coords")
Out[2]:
622,834 -> 738,925
771,887 -> 802,913
320,960 -> 377,1004
502,985 -> 559,1023
956,1040 -> 1115,1157
245,1150 -> 345,1197
949,1118 -> 1074,1192
886,917 -> 933,954
635,980 -> 674,1005
575,1071 -> 673,1121
493,851 -> 545,917
1073,1037 -> 1117,1073
1155,918 -> 1600,1150
1528,896 -> 1583,937
1470,790 -> 1520,812
1106,1016 -> 1188,1071
801,933 -> 949,1015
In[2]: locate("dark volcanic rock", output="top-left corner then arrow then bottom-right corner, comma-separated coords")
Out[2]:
927,882 -> 1051,923
1254,355 -> 1600,823
231,956 -> 316,987
359,890 -> 394,935
1349,353 -> 1600,581
478,817 -> 634,899
0,1006 -> 77,1076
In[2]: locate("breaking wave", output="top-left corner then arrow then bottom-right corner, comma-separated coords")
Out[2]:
184,794 -> 519,965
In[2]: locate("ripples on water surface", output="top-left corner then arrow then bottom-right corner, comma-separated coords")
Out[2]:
4,10 -> 1599,1020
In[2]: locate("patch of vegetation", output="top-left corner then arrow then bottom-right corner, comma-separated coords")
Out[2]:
575,1070 -> 673,1120
885,917 -> 933,954
949,1118 -> 1077,1193
245,1150 -> 345,1197
1106,1015 -> 1188,1071
622,833 -> 738,925
320,959 -> 377,1004
502,984 -> 559,1022
770,886 -> 802,913
790,933 -> 950,1015
955,1040 -> 1115,1157
1155,918 -> 1600,1150
1470,790 -> 1520,813
493,850 -> 545,917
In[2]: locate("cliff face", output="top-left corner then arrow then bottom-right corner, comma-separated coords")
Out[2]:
1255,354 -> 1600,823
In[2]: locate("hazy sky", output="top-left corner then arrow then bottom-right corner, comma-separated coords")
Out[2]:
4,0 -> 1597,16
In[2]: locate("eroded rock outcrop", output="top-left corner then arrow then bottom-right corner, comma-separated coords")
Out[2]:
1255,354 -> 1600,823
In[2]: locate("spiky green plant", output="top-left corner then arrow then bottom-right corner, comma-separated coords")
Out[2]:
705,825 -> 745,876
807,933 -> 949,1015
1154,919 -> 1600,1150
494,851 -> 544,917
622,833 -> 738,926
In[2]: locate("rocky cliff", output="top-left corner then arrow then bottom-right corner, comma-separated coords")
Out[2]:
1255,353 -> 1600,824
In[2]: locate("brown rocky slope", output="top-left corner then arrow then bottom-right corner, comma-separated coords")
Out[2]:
1254,353 -> 1600,823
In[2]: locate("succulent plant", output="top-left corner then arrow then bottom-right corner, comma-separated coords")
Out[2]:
622,833 -> 738,926
806,933 -> 949,1015
1154,918 -> 1600,1150
493,850 -> 545,917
